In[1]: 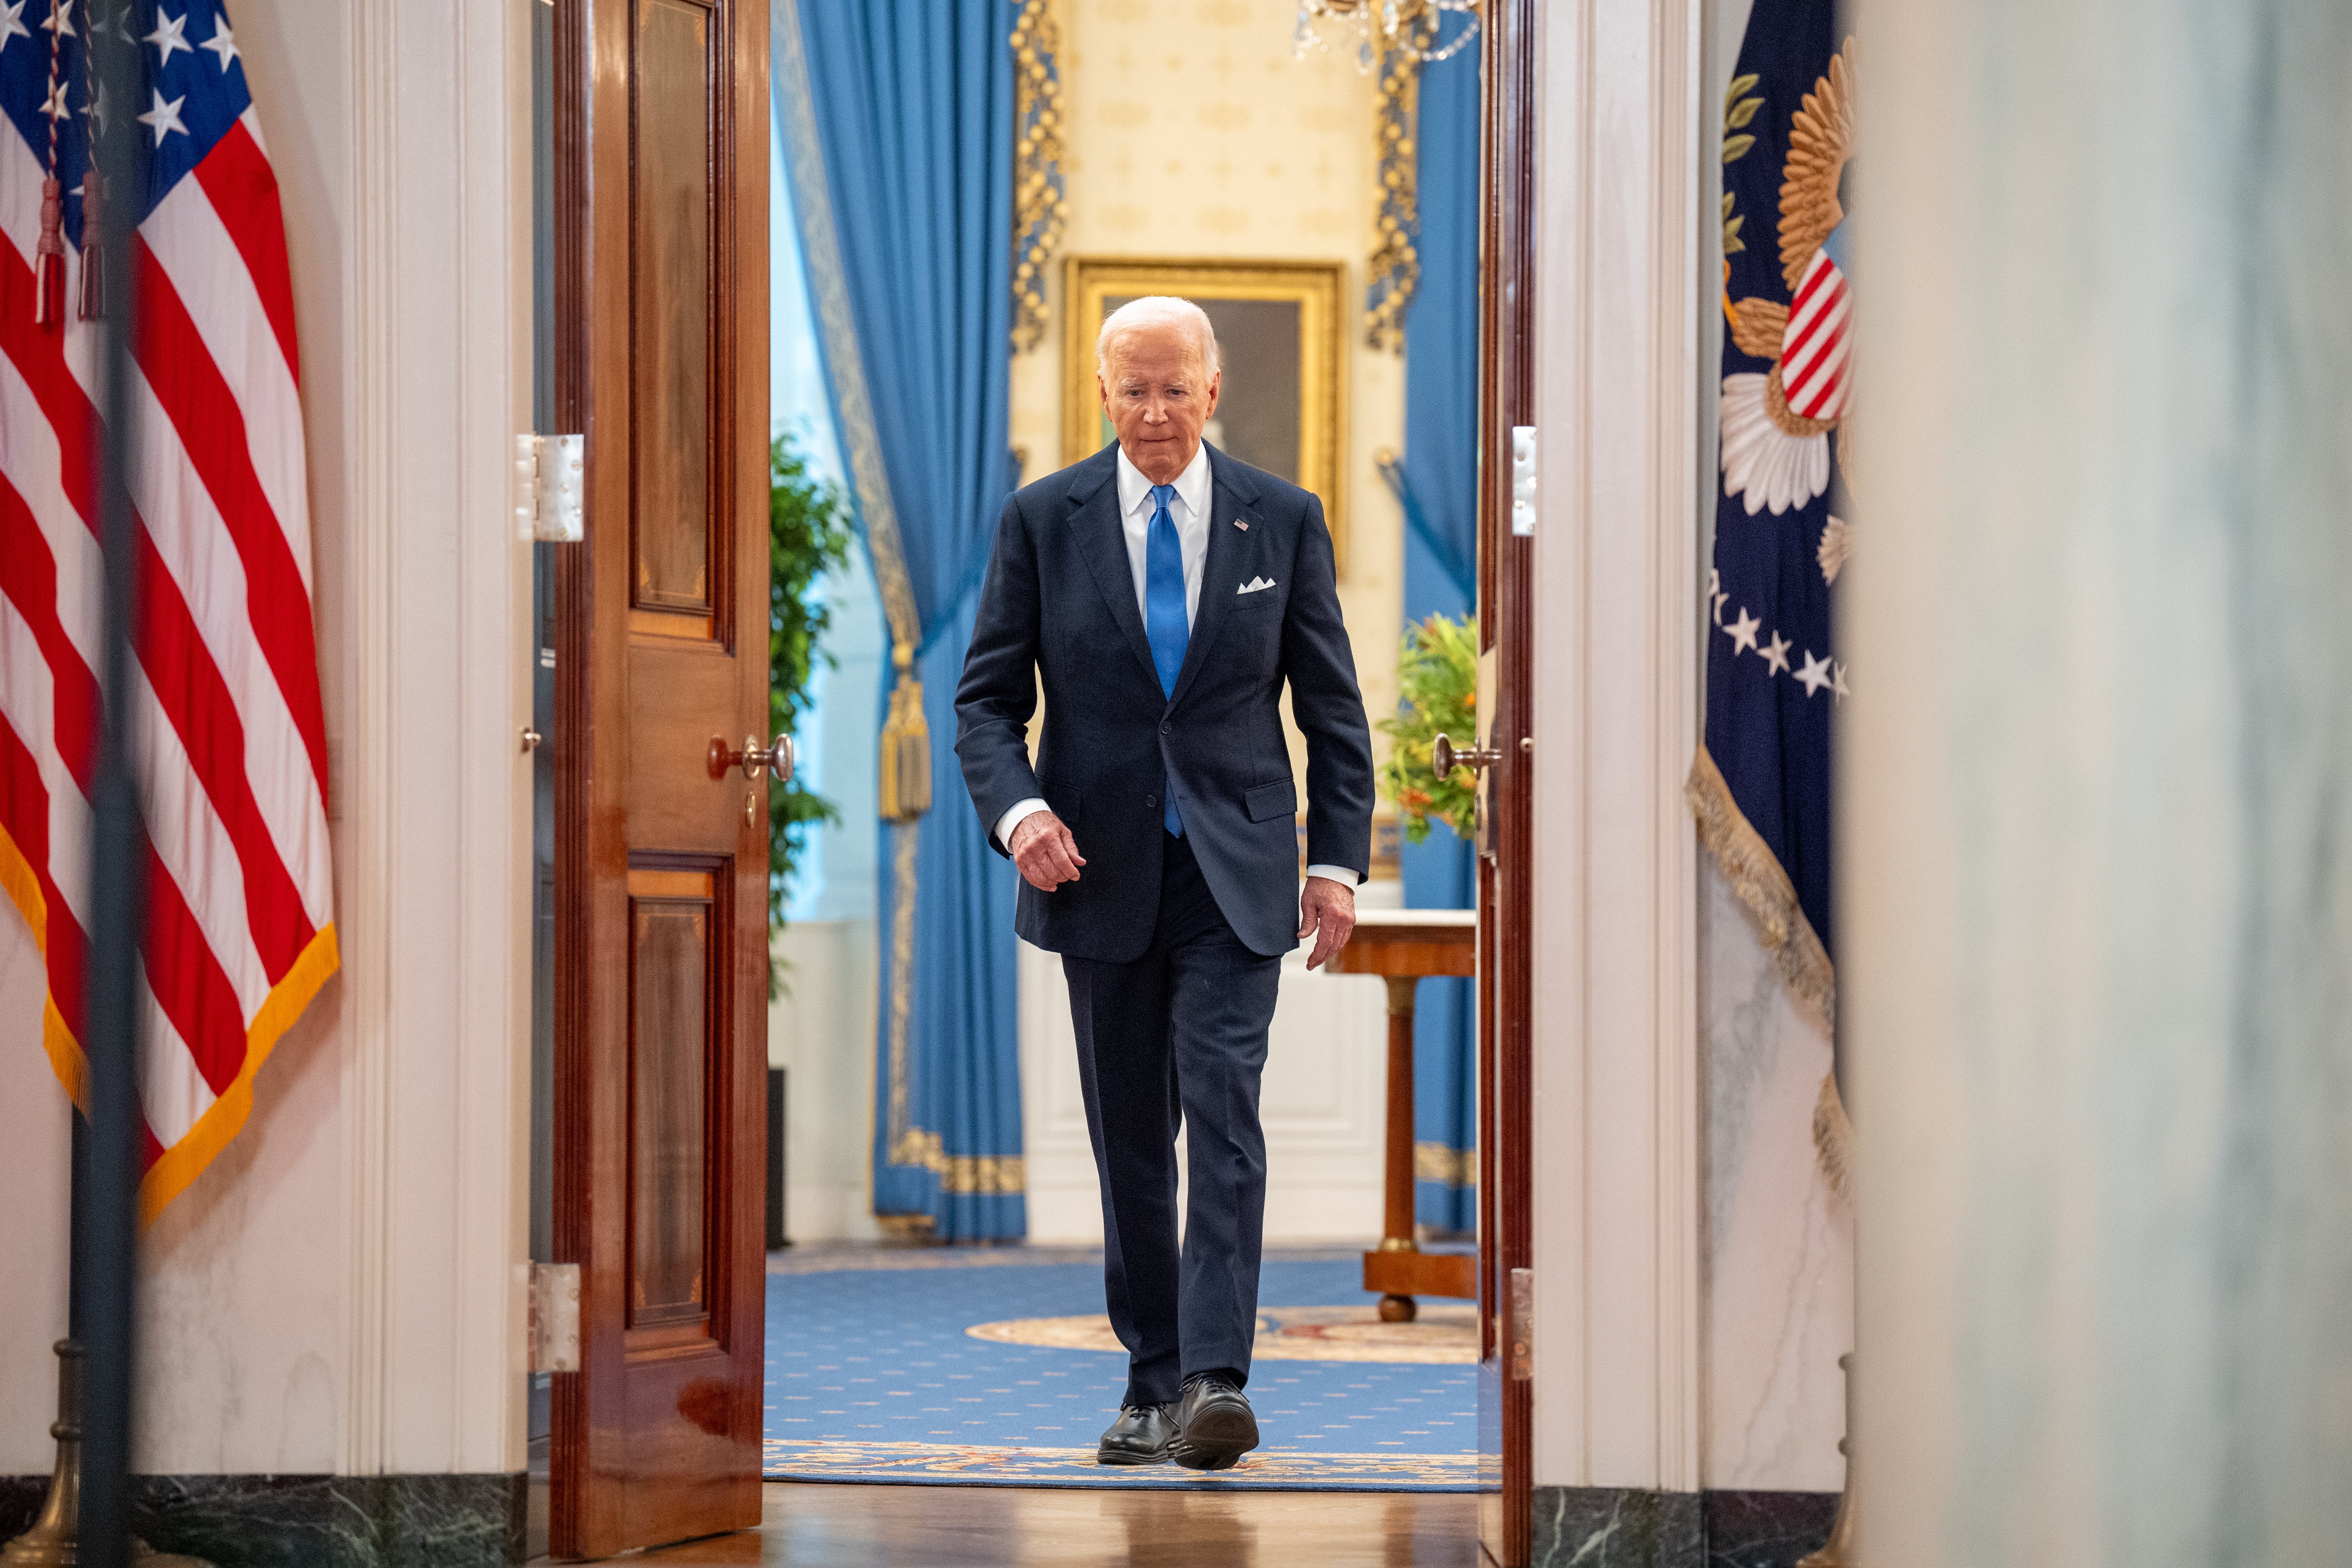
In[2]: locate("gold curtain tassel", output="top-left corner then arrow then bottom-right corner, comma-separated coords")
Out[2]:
878,641 -> 932,822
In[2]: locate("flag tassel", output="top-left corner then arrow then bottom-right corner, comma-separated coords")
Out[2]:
34,178 -> 67,327
76,173 -> 105,323
877,641 -> 931,823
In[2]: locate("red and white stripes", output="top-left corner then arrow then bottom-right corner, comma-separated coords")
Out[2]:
1778,246 -> 1851,423
0,103 -> 335,1220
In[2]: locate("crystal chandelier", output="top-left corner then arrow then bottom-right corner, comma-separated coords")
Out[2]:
1292,0 -> 1481,73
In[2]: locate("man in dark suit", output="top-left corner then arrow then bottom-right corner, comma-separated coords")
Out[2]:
956,296 -> 1375,1471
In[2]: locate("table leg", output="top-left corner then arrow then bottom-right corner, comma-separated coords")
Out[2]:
1378,974 -> 1418,1323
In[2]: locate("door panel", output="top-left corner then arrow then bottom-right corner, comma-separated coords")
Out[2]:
551,0 -> 769,1555
629,869 -> 714,1332
631,0 -> 718,624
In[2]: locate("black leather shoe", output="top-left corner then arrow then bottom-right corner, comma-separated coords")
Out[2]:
1097,1402 -> 1179,1465
1172,1376 -> 1259,1471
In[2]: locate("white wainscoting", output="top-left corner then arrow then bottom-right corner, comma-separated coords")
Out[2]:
1018,908 -> 1396,1248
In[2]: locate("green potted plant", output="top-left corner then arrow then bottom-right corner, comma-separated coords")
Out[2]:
1378,612 -> 1479,844
767,431 -> 855,996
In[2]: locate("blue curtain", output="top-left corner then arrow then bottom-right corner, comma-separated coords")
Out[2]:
1396,29 -> 1481,1235
777,0 -> 1026,1237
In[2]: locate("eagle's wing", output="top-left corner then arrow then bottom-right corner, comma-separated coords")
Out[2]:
1778,42 -> 1855,293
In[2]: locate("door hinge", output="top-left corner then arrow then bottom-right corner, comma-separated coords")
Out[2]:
1509,1266 -> 1534,1381
514,433 -> 585,543
1510,426 -> 1536,537
527,1261 -> 581,1373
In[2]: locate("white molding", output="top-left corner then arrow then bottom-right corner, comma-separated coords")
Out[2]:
339,0 -> 396,1482
1529,0 -> 1705,1493
339,0 -> 534,1477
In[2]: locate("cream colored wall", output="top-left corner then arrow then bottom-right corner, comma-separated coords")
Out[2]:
1009,0 -> 1407,768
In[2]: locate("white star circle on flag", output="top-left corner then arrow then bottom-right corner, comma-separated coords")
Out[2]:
1726,608 -> 1761,656
1794,651 -> 1834,698
1761,632 -> 1791,677
145,7 -> 190,61
138,87 -> 189,144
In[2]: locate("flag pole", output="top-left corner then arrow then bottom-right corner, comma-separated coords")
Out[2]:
0,6 -> 183,1566
69,0 -> 153,1555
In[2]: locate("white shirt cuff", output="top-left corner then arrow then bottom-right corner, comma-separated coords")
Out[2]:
1304,865 -> 1360,888
995,798 -> 1050,852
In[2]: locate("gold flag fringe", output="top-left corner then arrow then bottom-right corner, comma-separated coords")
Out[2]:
878,641 -> 932,823
1687,743 -> 1851,1197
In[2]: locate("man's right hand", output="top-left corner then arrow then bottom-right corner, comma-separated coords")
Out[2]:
1008,810 -> 1086,891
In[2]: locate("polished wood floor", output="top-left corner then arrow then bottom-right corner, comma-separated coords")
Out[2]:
536,1482 -> 1479,1567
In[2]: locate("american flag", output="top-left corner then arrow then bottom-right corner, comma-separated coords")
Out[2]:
0,0 -> 335,1223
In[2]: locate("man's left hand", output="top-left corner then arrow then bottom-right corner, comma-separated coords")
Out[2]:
1298,876 -> 1357,971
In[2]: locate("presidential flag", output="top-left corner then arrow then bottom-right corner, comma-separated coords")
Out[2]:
0,0 -> 336,1222
1689,0 -> 1853,1184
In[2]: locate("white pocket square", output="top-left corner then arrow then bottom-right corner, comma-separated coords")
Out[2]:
1237,576 -> 1277,595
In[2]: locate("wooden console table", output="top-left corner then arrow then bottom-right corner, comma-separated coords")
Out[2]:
1329,908 -> 1478,1321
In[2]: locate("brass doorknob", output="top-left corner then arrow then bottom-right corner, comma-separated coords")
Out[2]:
1431,732 -> 1502,779
708,733 -> 794,784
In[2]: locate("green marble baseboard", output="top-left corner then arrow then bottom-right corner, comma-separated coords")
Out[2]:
0,1472 -> 525,1568
1530,1487 -> 1837,1568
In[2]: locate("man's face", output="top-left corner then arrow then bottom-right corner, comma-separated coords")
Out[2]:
1098,321 -> 1221,483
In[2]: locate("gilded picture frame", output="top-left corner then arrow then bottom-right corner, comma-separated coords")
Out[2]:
1062,257 -> 1348,570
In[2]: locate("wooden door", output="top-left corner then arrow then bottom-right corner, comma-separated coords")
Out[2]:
547,0 -> 771,1556
1477,0 -> 1537,1562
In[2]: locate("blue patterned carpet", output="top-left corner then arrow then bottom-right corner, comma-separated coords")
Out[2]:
764,1257 -> 1481,1490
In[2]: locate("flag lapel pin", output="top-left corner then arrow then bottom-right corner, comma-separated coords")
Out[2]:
1234,516 -> 1249,531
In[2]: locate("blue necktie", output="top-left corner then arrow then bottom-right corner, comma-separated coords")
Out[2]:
1144,483 -> 1188,836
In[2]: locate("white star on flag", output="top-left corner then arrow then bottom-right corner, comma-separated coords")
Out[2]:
145,7 -> 189,61
1794,651 -> 1834,698
1726,608 -> 1761,656
137,87 -> 189,144
1832,661 -> 1850,700
0,3 -> 30,54
1761,631 -> 1791,676
85,77 -> 108,134
40,76 -> 69,121
40,0 -> 72,39
198,15 -> 236,70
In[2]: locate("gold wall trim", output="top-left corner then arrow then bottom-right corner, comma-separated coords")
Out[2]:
1365,32 -> 1432,351
1010,0 -> 1066,354
1060,256 -> 1350,572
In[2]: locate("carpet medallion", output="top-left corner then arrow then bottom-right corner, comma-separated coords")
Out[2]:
764,1256 -> 1480,1491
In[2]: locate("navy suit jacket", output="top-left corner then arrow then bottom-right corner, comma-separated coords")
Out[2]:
954,443 -> 1375,962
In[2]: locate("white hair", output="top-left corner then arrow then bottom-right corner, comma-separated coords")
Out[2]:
1095,295 -> 1222,381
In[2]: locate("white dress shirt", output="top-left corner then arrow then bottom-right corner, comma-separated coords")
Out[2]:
994,443 -> 1356,891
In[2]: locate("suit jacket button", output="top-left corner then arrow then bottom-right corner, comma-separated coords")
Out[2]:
1146,795 -> 1158,808
1160,721 -> 1172,735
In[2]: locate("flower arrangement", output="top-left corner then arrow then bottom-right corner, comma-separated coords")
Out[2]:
1377,612 -> 1479,844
